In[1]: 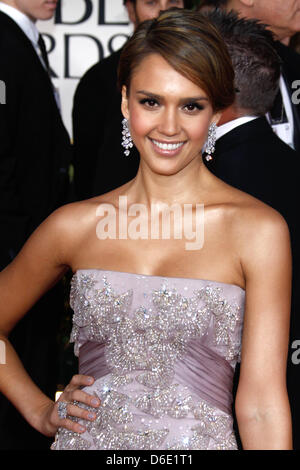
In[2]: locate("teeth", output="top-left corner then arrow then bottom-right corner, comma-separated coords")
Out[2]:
152,139 -> 184,151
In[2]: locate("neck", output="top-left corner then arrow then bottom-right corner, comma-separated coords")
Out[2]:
280,36 -> 291,46
218,106 -> 242,126
124,154 -> 214,207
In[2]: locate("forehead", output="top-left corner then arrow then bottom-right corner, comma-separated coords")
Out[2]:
135,0 -> 184,8
130,53 -> 207,97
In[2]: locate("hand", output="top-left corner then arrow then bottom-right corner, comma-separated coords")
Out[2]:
40,374 -> 101,436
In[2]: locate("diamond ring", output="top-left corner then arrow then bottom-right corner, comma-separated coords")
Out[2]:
57,401 -> 68,420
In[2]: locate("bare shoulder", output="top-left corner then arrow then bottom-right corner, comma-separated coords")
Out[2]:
43,189 -> 122,246
235,195 -> 288,243
216,180 -> 288,234
25,197 -> 103,263
223,188 -> 291,264
42,198 -> 97,239
46,186 -> 124,228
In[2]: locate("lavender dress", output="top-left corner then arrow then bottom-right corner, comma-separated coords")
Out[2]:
51,269 -> 245,450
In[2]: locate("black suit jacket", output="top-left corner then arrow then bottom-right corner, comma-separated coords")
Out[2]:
207,117 -> 298,218
275,41 -> 300,152
72,49 -> 140,201
0,11 -> 71,267
206,116 -> 300,449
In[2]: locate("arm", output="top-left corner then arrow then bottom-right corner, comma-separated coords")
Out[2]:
235,208 -> 293,449
0,204 -> 99,436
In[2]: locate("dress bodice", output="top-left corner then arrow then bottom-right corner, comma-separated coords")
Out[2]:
52,269 -> 245,451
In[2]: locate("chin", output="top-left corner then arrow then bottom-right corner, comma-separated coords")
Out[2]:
39,12 -> 56,20
148,161 -> 187,177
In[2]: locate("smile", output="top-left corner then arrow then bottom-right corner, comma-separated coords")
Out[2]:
151,139 -> 185,151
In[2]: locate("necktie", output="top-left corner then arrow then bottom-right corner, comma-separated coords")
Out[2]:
267,89 -> 288,125
38,33 -> 50,74
37,33 -> 61,111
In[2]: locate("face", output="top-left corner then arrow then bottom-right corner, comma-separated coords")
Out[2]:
122,54 -> 219,177
2,0 -> 58,21
126,0 -> 184,28
229,0 -> 300,39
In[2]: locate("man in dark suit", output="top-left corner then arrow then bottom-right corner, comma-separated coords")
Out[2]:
198,0 -> 300,152
205,9 -> 300,450
0,0 -> 71,449
72,0 -> 193,201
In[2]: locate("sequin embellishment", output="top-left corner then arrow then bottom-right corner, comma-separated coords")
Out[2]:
52,271 -> 244,450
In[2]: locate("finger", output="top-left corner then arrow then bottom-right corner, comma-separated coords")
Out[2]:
67,402 -> 98,423
71,390 -> 101,408
53,401 -> 94,433
59,417 -> 87,434
64,375 -> 94,393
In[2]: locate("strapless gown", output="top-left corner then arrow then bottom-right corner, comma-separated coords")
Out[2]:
51,269 -> 245,450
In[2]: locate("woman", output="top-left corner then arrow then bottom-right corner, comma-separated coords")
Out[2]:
0,9 -> 292,450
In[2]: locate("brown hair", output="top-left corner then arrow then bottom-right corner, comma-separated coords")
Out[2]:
118,8 -> 235,112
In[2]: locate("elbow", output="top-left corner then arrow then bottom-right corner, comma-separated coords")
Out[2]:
235,388 -> 291,425
235,400 -> 262,426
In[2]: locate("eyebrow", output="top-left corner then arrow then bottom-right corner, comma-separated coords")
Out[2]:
136,90 -> 209,104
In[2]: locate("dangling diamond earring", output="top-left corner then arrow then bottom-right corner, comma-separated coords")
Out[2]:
203,122 -> 217,161
121,118 -> 134,156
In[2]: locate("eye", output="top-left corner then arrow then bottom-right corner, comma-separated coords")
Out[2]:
139,98 -> 159,108
183,102 -> 204,113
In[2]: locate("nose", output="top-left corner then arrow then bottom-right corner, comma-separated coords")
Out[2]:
158,107 -> 181,137
159,1 -> 172,12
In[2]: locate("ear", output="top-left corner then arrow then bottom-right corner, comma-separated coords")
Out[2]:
121,85 -> 130,120
125,1 -> 138,28
211,111 -> 222,126
239,0 -> 254,6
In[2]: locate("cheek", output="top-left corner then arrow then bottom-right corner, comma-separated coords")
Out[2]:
186,117 -> 212,143
129,107 -> 154,138
189,125 -> 208,141
263,4 -> 289,24
136,6 -> 159,22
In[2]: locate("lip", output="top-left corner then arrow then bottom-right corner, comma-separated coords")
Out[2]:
45,0 -> 58,7
149,138 -> 186,156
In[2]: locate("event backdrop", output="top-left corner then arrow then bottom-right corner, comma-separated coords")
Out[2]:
37,0 -> 133,137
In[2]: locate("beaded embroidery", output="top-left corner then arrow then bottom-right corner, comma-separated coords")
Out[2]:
52,271 -> 244,450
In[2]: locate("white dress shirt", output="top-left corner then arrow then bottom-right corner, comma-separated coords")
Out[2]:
268,75 -> 295,149
216,116 -> 258,141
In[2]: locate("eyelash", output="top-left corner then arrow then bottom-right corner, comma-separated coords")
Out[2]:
139,98 -> 204,113
184,103 -> 204,113
139,98 -> 158,108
